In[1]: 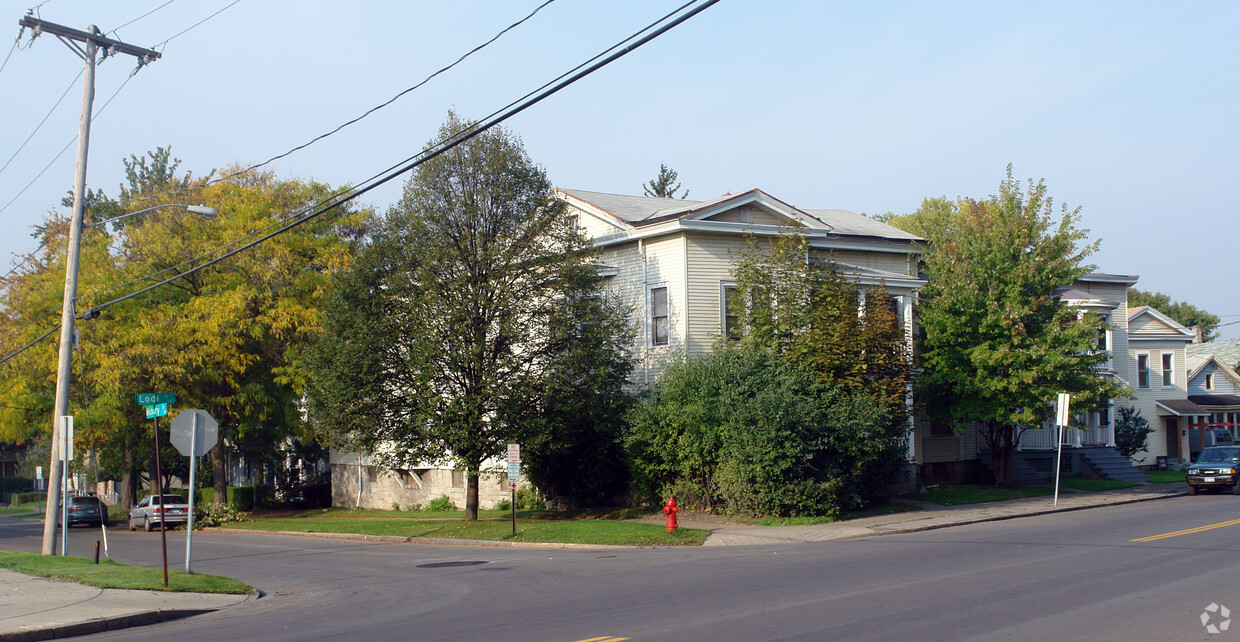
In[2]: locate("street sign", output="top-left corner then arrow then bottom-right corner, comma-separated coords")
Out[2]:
507,444 -> 520,463
58,416 -> 73,461
170,409 -> 219,457
36,466 -> 42,480
145,403 -> 168,419
507,461 -> 520,484
135,393 -> 176,406
1056,393 -> 1070,427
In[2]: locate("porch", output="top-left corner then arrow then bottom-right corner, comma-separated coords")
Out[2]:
1016,425 -> 1112,451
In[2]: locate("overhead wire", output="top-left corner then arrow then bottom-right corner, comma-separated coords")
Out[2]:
106,0 -> 177,39
0,70 -> 82,179
0,0 -> 721,367
152,0 -> 241,50
114,0 -> 557,212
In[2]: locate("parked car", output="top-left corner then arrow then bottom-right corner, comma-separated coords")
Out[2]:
1185,446 -> 1240,495
128,494 -> 191,531
66,495 -> 107,528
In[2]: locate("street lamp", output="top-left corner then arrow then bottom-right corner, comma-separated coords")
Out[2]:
87,203 -> 218,229
42,202 -> 217,555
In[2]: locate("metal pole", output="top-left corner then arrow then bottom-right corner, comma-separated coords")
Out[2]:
1054,424 -> 1064,507
43,27 -> 97,557
185,413 -> 198,573
511,485 -> 516,537
154,416 -> 168,586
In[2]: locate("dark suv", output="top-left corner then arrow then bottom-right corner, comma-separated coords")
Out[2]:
1186,446 -> 1240,495
66,495 -> 107,527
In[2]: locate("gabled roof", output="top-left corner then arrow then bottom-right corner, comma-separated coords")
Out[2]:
1128,305 -> 1197,341
1187,353 -> 1240,391
557,188 -> 922,245
1054,287 -> 1121,309
1188,339 -> 1240,370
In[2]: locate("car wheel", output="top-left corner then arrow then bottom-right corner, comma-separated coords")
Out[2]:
128,516 -> 135,531
144,516 -> 152,532
1187,485 -> 1198,496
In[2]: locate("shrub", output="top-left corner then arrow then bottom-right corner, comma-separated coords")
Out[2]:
496,498 -> 512,511
1114,406 -> 1154,460
626,342 -> 897,518
194,502 -> 251,528
515,486 -> 541,510
425,495 -> 455,512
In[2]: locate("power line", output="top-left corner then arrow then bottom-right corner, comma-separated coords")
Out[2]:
106,0 -> 176,39
114,0 -> 557,212
152,0 -> 240,50
0,70 -> 81,179
0,0 -> 721,367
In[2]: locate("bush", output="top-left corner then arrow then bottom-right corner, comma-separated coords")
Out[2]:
626,343 -> 897,518
1114,406 -> 1154,460
194,502 -> 251,528
425,495 -> 455,512
8,491 -> 45,506
516,486 -> 541,510
496,498 -> 512,511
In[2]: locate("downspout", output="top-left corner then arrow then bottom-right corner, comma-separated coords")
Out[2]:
640,238 -> 649,386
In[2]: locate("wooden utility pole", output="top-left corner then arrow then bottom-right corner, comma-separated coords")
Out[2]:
18,15 -> 161,556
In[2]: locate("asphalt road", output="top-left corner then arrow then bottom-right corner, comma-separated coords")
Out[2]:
4,495 -> 1240,641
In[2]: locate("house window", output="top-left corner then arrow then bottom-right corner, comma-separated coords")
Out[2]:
452,470 -> 465,487
929,420 -> 954,438
1099,407 -> 1110,426
1161,353 -> 1174,387
1096,314 -> 1110,351
722,284 -> 742,341
1136,353 -> 1150,389
650,286 -> 669,346
1205,372 -> 1214,391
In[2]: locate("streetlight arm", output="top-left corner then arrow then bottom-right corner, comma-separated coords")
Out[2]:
87,204 -> 218,228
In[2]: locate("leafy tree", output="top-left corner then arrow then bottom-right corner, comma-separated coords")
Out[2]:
0,148 -> 371,509
900,167 -> 1127,487
642,163 -> 688,199
1113,406 -> 1154,461
732,232 -> 912,425
626,342 -> 891,517
303,112 -> 630,520
1128,289 -> 1220,342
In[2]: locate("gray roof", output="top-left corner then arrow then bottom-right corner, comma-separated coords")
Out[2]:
1159,399 -> 1206,415
559,189 -> 706,224
1189,394 -> 1240,408
802,209 -> 923,241
1188,339 -> 1240,369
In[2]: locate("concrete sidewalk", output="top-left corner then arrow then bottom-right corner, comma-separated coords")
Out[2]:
0,569 -> 252,641
679,483 -> 1184,546
0,483 -> 1183,639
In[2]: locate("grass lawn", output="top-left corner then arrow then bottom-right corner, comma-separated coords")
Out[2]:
1054,477 -> 1141,492
227,511 -> 709,546
0,507 -> 40,516
752,501 -> 923,527
1146,470 -> 1186,484
0,550 -> 252,594
916,484 -> 1054,506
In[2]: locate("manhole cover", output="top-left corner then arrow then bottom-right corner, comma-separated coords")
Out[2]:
417,561 -> 488,568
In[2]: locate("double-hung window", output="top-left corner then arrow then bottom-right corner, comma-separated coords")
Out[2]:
1136,353 -> 1150,389
650,286 -> 669,346
1161,352 -> 1174,387
722,284 -> 742,341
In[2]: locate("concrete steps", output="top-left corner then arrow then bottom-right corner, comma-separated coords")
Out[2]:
1077,447 -> 1148,482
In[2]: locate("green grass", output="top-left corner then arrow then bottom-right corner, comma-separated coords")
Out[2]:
1055,477 -> 1141,492
1146,470 -> 1186,484
916,484 -> 1054,506
226,514 -> 709,546
289,506 -> 545,520
0,550 -> 252,594
0,506 -> 39,516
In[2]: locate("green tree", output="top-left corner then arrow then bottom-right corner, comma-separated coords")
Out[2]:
1113,406 -> 1154,461
903,167 -> 1127,487
626,342 -> 891,517
642,163 -> 688,199
303,112 -> 629,520
1127,289 -> 1220,342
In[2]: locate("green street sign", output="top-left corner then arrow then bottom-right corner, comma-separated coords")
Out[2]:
145,403 -> 168,419
135,393 -> 176,406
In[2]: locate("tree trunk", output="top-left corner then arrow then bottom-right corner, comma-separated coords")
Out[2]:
465,465 -> 479,521
211,443 -> 227,504
118,447 -> 136,511
993,424 -> 1014,489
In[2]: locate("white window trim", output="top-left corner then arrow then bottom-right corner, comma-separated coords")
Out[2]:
1160,351 -> 1175,388
720,280 -> 740,341
647,283 -> 670,347
1205,372 -> 1215,391
1136,351 -> 1151,389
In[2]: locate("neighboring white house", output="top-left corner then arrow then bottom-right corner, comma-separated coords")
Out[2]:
558,187 -> 926,484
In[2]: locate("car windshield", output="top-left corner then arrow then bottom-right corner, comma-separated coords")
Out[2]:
1198,448 -> 1240,463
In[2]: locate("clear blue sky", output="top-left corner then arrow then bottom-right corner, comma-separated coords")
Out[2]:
2,0 -> 1237,338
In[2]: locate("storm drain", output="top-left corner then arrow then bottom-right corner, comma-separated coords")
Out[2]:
417,561 -> 489,568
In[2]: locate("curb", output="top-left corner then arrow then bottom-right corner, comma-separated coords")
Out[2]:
200,527 -> 640,549
866,489 -> 1187,537
0,609 -> 215,642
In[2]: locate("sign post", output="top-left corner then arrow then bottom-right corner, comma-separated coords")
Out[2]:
1054,393 -> 1070,506
138,395 -> 171,586
171,409 -> 218,573
507,444 -> 520,537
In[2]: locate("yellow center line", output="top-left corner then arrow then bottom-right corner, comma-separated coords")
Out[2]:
1131,518 -> 1240,542
575,638 -> 630,642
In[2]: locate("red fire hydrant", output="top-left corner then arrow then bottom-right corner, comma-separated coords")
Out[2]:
663,496 -> 678,533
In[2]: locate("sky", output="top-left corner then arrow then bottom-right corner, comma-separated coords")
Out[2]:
2,0 -> 1237,338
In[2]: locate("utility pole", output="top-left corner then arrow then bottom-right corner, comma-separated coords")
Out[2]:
18,15 -> 160,556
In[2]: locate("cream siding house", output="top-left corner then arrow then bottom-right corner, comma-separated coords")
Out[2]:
1122,305 -> 1197,464
558,188 -> 925,473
